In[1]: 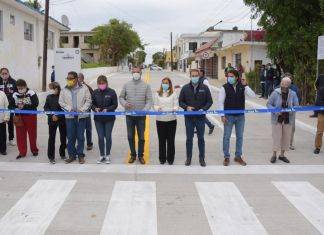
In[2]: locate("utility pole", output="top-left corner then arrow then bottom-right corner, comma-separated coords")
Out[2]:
42,0 -> 49,91
170,32 -> 173,71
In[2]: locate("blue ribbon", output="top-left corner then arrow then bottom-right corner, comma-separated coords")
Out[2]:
0,106 -> 323,116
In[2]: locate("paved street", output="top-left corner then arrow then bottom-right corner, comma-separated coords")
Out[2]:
0,70 -> 324,235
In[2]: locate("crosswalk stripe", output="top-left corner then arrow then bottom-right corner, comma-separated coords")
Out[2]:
195,182 -> 268,235
0,180 -> 76,235
100,181 -> 157,235
273,181 -> 324,233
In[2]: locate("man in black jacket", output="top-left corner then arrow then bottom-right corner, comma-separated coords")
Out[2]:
0,68 -> 17,146
179,69 -> 213,167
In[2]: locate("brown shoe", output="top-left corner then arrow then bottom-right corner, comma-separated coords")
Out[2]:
79,156 -> 85,164
138,157 -> 146,165
65,158 -> 75,164
234,157 -> 247,166
223,158 -> 230,166
128,157 -> 136,164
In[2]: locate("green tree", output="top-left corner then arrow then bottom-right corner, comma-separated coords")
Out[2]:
24,0 -> 42,10
152,52 -> 166,68
134,50 -> 147,65
244,0 -> 324,104
91,19 -> 143,66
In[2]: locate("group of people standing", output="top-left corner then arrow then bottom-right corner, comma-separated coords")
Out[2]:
0,65 -> 323,166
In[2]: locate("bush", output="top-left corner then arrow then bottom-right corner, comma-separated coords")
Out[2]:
245,70 -> 260,94
81,62 -> 108,69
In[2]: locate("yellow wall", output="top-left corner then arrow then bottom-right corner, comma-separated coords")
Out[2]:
216,44 -> 251,81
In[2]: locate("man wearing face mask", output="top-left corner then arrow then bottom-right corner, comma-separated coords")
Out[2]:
218,70 -> 255,166
179,69 -> 213,167
59,71 -> 92,164
0,68 -> 17,146
119,67 -> 153,164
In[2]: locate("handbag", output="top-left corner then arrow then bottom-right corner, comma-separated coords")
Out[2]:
13,115 -> 24,127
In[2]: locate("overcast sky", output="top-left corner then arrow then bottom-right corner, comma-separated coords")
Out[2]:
43,0 -> 259,63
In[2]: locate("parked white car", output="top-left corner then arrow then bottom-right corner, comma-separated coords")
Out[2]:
150,65 -> 163,71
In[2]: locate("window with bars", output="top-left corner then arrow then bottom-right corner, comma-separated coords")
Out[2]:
24,21 -> 33,41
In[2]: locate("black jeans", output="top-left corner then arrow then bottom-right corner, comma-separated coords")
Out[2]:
156,120 -> 177,164
126,116 -> 146,158
0,123 -> 6,153
47,121 -> 67,160
185,116 -> 205,160
8,114 -> 14,141
260,82 -> 266,97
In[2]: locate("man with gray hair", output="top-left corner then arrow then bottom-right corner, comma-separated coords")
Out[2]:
267,77 -> 299,164
119,67 -> 153,165
78,73 -> 94,151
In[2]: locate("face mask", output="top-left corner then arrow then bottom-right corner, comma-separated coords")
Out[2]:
191,77 -> 199,85
49,89 -> 56,95
98,84 -> 107,91
162,84 -> 169,91
132,73 -> 141,81
18,88 -> 27,94
228,76 -> 237,85
66,80 -> 76,88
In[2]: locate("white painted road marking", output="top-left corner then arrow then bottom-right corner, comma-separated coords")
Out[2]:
1,162 -> 324,174
196,182 -> 267,235
273,181 -> 324,233
0,180 -> 76,235
100,181 -> 157,235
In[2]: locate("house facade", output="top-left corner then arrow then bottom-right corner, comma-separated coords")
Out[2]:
60,31 -> 100,63
0,0 -> 69,90
195,30 -> 271,80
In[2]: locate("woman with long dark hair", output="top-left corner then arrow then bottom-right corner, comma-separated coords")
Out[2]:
154,77 -> 178,165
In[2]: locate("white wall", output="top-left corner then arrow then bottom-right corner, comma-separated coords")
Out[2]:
0,1 -> 61,91
251,45 -> 271,66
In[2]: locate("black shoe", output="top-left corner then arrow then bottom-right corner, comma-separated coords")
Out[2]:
278,156 -> 290,163
86,144 -> 93,151
16,155 -> 24,160
314,148 -> 321,154
167,161 -> 174,165
199,159 -> 206,167
208,126 -> 215,135
49,159 -> 56,164
32,152 -> 38,157
160,161 -> 165,165
128,157 -> 136,164
185,159 -> 191,166
223,158 -> 230,166
270,155 -> 277,163
0,151 -> 7,155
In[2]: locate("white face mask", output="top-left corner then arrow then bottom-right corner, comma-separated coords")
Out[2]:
132,73 -> 141,81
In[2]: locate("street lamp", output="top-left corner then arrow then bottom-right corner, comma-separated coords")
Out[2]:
206,20 -> 223,32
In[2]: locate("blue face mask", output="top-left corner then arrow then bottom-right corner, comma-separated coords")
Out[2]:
162,84 -> 169,91
227,76 -> 237,85
191,77 -> 199,85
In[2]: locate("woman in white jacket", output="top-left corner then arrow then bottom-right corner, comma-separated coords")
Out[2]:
0,90 -> 10,155
154,77 -> 178,165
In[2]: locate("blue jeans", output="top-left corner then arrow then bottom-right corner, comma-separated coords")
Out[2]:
185,116 -> 205,160
95,120 -> 115,156
126,116 -> 146,158
66,118 -> 86,158
85,116 -> 93,146
223,114 -> 245,158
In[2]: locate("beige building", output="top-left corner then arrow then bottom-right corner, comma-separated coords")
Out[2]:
60,31 -> 100,63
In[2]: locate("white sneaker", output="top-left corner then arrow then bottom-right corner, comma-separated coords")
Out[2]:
97,157 -> 106,164
106,156 -> 111,164
9,140 -> 16,146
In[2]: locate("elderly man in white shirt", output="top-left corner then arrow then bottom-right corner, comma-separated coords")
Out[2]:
218,70 -> 255,167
